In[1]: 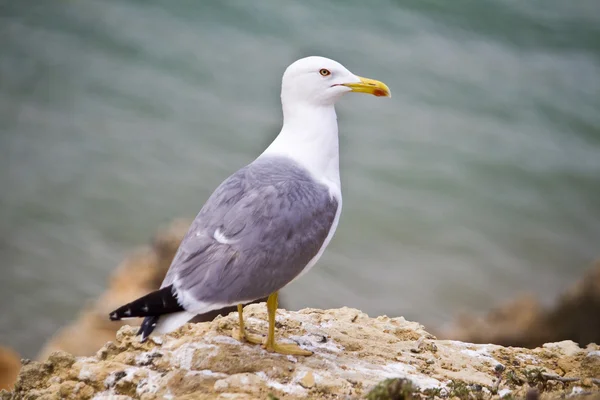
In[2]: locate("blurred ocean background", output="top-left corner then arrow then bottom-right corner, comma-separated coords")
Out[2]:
1,0 -> 599,358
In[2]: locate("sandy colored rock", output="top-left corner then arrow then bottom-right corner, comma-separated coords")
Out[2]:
5,305 -> 599,399
442,260 -> 600,349
0,346 -> 21,390
298,371 -> 315,388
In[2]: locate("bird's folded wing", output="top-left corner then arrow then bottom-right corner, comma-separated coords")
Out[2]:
162,156 -> 339,312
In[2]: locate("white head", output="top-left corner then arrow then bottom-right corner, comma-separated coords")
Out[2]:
281,56 -> 391,108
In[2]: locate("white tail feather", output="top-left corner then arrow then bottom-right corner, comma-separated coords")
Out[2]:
152,311 -> 196,336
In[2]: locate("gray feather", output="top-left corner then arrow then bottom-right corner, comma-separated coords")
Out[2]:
162,156 -> 338,309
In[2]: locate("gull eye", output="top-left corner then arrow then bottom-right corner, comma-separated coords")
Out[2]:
319,68 -> 331,77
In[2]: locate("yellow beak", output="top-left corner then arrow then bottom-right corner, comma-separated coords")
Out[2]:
342,76 -> 391,98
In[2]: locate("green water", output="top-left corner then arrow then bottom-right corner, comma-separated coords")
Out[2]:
1,0 -> 599,357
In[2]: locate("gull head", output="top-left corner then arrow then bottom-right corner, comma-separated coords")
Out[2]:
281,56 -> 391,107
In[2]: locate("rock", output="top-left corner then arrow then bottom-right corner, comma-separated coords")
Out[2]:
5,305 -> 599,399
13,360 -> 51,393
441,260 -> 600,348
0,347 -> 21,390
214,373 -> 264,394
582,348 -> 600,378
365,378 -> 415,400
542,340 -> 582,357
298,371 -> 315,389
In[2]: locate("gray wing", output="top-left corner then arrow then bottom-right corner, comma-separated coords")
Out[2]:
162,156 -> 339,309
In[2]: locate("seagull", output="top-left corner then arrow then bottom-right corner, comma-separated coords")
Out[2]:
109,56 -> 391,356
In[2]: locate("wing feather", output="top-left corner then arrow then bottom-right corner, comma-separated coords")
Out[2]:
163,156 -> 338,312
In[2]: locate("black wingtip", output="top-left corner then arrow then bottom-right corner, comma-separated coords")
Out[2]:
109,285 -> 182,341
137,316 -> 159,342
108,285 -> 183,322
108,305 -> 135,321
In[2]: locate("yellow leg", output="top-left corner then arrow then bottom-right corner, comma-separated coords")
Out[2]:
238,304 -> 244,331
263,292 -> 312,356
231,304 -> 263,345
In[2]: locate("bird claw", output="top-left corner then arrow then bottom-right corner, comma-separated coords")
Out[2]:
232,328 -> 311,355
232,328 -> 264,345
265,341 -> 313,356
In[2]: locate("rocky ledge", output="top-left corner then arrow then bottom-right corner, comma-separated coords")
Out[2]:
4,306 -> 600,400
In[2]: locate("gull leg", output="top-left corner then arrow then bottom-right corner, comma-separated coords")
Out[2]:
232,304 -> 263,344
264,292 -> 312,356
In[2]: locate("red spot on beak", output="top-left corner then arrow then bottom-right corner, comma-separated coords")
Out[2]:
373,88 -> 387,97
